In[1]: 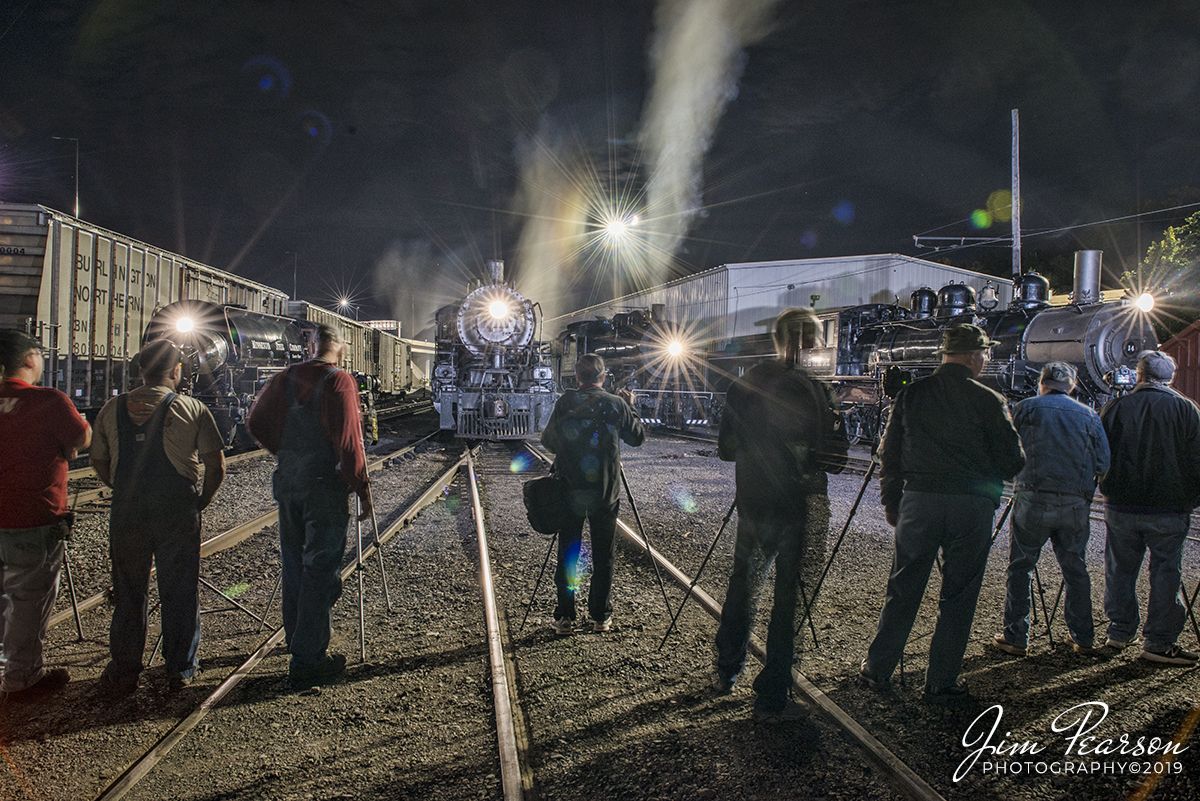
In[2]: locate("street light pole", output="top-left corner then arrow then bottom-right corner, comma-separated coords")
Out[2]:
52,136 -> 79,217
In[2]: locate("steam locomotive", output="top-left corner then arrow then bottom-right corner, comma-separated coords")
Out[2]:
557,304 -> 716,428
431,260 -> 557,438
143,299 -> 416,446
562,251 -> 1159,442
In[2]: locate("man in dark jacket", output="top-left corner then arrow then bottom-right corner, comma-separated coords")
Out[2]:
713,308 -> 848,723
1099,350 -> 1200,665
995,361 -> 1109,657
541,353 -> 645,635
861,324 -> 1025,702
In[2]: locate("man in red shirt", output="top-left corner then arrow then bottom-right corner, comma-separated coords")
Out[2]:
0,330 -> 90,700
248,324 -> 371,690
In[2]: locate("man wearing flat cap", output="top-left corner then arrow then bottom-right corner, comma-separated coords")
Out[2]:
1099,350 -> 1200,665
860,323 -> 1024,702
994,361 -> 1109,658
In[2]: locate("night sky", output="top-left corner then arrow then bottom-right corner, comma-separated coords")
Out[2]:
3,0 -> 1200,335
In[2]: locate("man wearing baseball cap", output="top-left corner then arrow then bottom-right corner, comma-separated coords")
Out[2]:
1099,350 -> 1200,665
994,361 -> 1109,658
860,324 -> 1025,702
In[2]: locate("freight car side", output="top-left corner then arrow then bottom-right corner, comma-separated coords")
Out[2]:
0,203 -> 289,414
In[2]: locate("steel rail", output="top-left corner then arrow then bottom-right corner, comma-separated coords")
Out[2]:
465,453 -> 525,801
523,443 -> 945,801
49,432 -> 439,630
93,447 -> 467,801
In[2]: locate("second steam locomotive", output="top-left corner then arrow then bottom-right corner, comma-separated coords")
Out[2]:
559,251 -> 1159,442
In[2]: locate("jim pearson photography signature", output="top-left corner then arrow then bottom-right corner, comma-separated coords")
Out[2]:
954,702 -> 1189,782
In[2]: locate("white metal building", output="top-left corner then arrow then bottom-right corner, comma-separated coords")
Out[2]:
550,254 -> 1014,344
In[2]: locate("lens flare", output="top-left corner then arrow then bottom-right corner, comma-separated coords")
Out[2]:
176,318 -> 194,333
667,341 -> 683,357
1137,293 -> 1155,313
669,485 -> 698,514
509,452 -> 536,473
489,300 -> 509,319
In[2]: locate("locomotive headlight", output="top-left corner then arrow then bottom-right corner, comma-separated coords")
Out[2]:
1136,292 -> 1155,313
667,341 -> 683,357
489,300 -> 510,320
176,317 -> 194,333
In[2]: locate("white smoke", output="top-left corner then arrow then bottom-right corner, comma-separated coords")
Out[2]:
641,0 -> 783,281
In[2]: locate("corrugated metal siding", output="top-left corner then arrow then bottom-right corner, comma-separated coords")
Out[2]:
1162,321 -> 1200,408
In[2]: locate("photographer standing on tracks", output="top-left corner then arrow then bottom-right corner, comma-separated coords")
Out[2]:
1099,350 -> 1200,666
541,353 -> 645,635
860,324 -> 1024,702
712,308 -> 848,724
91,338 -> 226,695
248,323 -> 372,690
994,361 -> 1108,658
0,330 -> 90,701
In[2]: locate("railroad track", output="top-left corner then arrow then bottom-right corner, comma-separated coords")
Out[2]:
49,436 -> 437,632
516,441 -> 944,801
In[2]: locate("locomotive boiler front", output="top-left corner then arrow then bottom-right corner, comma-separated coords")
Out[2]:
1021,303 -> 1156,396
455,283 -> 536,358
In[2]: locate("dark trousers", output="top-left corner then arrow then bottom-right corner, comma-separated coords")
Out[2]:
276,485 -> 349,670
714,511 -> 808,713
863,491 -> 995,691
106,502 -> 202,682
554,501 -> 619,622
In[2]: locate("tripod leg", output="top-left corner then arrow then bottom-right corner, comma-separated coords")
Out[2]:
1186,579 -> 1200,645
1033,563 -> 1052,644
371,508 -> 394,613
198,577 -> 266,624
62,545 -> 84,640
658,497 -> 736,651
520,534 -> 558,632
798,580 -> 819,648
259,571 -> 282,633
620,467 -> 673,619
991,496 -> 1014,545
796,461 -> 875,637
356,496 -> 366,662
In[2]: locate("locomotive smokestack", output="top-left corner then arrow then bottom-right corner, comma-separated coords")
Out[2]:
487,259 -> 505,284
1073,251 -> 1102,305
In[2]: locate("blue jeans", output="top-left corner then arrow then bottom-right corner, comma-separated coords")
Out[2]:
863,491 -> 995,691
554,501 -> 618,622
106,502 -> 202,682
1003,491 -> 1095,648
276,485 -> 349,670
0,524 -> 65,692
1103,508 -> 1190,651
715,511 -> 808,713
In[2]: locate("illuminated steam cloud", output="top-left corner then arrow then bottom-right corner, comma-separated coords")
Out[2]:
641,0 -> 783,281
511,132 -> 588,322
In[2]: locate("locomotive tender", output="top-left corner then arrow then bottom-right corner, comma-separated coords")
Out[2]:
432,260 -> 556,438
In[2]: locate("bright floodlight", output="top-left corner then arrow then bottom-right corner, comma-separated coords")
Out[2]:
605,219 -> 627,237
667,341 -> 683,357
489,300 -> 509,319
176,317 -> 194,333
339,297 -> 350,310
1136,292 -> 1155,313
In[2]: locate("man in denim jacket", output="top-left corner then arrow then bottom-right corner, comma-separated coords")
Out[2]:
994,362 -> 1109,657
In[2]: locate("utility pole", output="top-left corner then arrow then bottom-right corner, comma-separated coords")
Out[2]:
52,136 -> 79,218
1011,109 -> 1021,279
